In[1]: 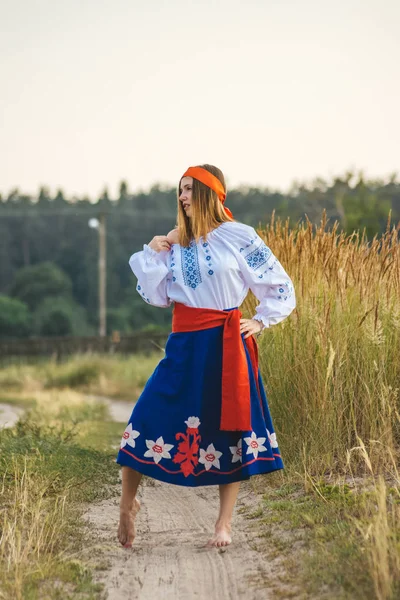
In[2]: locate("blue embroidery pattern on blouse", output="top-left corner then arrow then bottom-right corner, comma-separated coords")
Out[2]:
245,243 -> 272,271
276,280 -> 293,301
170,247 -> 176,282
239,237 -> 257,253
202,241 -> 214,276
136,282 -> 150,303
181,242 -> 202,289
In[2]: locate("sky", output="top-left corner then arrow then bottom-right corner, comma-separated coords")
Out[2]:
1,0 -> 399,199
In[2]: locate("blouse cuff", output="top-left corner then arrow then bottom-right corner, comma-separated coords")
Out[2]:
252,314 -> 269,330
143,244 -> 166,263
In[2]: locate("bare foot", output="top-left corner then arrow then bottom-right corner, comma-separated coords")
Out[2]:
118,498 -> 140,548
207,522 -> 232,548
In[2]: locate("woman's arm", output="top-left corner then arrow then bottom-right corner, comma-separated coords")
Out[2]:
129,236 -> 172,308
220,222 -> 296,330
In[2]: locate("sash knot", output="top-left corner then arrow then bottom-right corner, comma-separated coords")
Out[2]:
172,302 -> 260,431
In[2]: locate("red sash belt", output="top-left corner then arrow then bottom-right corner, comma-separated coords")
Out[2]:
172,302 -> 260,431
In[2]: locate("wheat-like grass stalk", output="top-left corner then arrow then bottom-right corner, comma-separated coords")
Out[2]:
247,213 -> 400,477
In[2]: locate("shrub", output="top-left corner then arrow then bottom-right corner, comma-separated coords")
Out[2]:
33,297 -> 90,337
10,262 -> 73,311
0,295 -> 31,338
44,361 -> 100,389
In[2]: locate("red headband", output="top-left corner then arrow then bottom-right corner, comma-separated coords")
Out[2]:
182,166 -> 233,219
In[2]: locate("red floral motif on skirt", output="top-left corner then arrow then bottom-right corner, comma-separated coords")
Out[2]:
172,426 -> 201,477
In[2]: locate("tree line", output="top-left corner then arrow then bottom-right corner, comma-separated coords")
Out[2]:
1,172 -> 399,339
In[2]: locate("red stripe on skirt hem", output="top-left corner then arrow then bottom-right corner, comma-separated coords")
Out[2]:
119,447 -> 282,476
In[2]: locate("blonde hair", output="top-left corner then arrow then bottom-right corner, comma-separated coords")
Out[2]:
177,164 -> 233,247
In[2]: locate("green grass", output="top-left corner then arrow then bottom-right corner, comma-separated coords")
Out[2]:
0,397 -> 120,600
0,352 -> 162,399
0,395 -> 37,409
251,477 -> 400,600
1,215 -> 400,598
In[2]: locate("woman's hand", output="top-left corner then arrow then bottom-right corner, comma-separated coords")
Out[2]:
240,318 -> 263,339
148,235 -> 171,253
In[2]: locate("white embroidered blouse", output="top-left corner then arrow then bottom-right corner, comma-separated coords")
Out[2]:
129,221 -> 296,329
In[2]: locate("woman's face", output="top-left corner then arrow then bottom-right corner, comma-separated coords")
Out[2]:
179,176 -> 193,218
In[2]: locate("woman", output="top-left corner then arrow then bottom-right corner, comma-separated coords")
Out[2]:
116,164 -> 296,549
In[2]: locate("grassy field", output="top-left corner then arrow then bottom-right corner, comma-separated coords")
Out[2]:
247,213 -> 400,479
0,352 -> 163,403
243,214 -> 400,599
0,355 -> 162,598
1,214 -> 399,599
0,391 -> 125,600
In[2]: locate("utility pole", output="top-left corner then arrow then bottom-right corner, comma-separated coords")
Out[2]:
89,213 -> 107,337
98,212 -> 107,337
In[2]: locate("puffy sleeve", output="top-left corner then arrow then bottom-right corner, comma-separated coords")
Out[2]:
221,222 -> 296,328
129,244 -> 172,308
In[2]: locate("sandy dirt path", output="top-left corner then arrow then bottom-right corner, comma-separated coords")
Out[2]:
0,394 -> 294,597
85,394 -> 133,423
85,479 -> 292,600
0,403 -> 23,429
84,394 -> 295,600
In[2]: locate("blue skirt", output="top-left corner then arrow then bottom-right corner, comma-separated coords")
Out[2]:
116,325 -> 284,486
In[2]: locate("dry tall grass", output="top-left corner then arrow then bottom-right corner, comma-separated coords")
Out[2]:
1,214 -> 399,599
246,214 -> 400,599
244,212 -> 400,477
0,393 -> 119,598
0,457 -> 69,599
